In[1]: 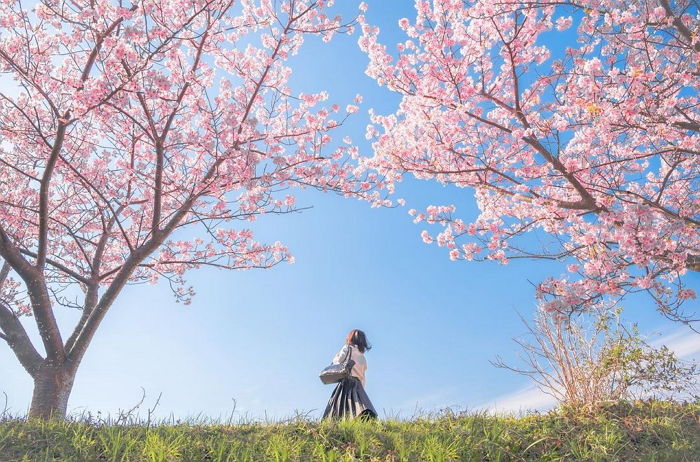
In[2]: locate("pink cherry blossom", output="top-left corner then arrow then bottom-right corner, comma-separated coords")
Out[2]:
0,0 -> 370,419
359,0 -> 699,320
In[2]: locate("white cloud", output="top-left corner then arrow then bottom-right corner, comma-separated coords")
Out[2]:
649,327 -> 700,359
476,386 -> 556,415
397,387 -> 458,411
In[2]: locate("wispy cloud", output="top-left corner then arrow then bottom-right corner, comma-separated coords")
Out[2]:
649,327 -> 700,359
379,387 -> 462,419
479,327 -> 699,414
476,386 -> 556,414
394,386 -> 460,411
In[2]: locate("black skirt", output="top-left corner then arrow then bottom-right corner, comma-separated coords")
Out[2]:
323,377 -> 377,420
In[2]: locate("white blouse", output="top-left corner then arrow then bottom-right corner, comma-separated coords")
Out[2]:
332,344 -> 367,387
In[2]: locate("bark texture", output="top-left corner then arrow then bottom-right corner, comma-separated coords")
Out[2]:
28,362 -> 77,419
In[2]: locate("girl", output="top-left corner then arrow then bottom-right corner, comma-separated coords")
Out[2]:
322,329 -> 377,420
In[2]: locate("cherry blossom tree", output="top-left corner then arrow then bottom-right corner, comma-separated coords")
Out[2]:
0,0 -> 373,419
359,0 -> 699,322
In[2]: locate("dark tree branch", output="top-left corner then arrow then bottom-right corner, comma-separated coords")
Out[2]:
659,0 -> 700,52
18,249 -> 91,285
37,119 -> 68,270
0,299 -> 43,377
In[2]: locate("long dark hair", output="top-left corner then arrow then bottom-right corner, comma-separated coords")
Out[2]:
346,329 -> 371,353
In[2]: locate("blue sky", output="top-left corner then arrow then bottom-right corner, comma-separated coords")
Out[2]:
1,1 -> 699,420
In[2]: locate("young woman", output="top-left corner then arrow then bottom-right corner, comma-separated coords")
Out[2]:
322,329 -> 377,420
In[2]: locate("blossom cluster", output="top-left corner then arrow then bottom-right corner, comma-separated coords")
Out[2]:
0,0 -> 371,308
359,0 -> 699,317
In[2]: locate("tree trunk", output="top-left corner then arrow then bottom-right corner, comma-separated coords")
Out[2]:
28,362 -> 76,419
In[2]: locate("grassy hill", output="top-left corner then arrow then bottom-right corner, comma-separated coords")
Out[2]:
1,400 -> 698,461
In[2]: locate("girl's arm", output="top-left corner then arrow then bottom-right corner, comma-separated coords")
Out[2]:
331,344 -> 350,364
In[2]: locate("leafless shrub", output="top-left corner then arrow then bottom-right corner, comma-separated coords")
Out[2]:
494,306 -> 698,409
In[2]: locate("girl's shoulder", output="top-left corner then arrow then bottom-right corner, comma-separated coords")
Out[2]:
348,344 -> 363,354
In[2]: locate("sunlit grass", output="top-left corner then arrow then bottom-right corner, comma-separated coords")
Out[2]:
1,400 -> 698,461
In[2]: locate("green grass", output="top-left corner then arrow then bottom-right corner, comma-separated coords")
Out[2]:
1,400 -> 698,461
